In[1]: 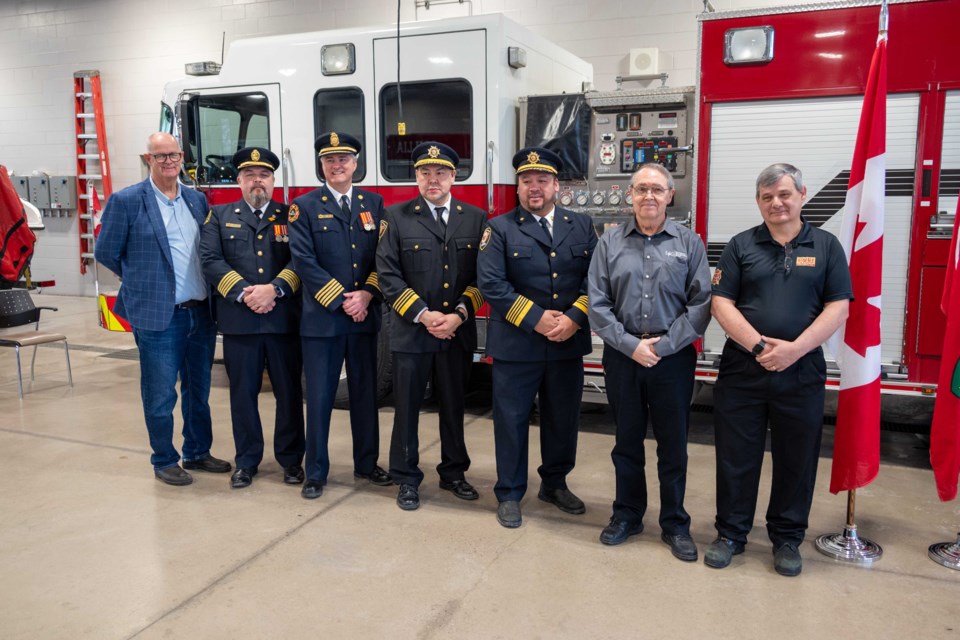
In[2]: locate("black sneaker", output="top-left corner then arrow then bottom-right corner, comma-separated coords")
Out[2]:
773,543 -> 802,577
704,537 -> 744,569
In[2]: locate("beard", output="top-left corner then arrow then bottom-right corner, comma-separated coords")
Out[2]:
248,191 -> 269,210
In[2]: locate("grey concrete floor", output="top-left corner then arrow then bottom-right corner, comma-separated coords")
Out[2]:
1,294 -> 958,640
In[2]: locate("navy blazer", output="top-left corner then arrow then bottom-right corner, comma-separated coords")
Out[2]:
199,198 -> 301,335
477,205 -> 596,362
288,185 -> 383,338
95,178 -> 209,331
376,195 -> 486,354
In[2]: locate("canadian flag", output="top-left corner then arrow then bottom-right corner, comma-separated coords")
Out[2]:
930,201 -> 960,501
829,32 -> 887,494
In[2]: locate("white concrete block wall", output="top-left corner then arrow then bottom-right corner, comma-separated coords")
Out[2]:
0,0 -> 797,296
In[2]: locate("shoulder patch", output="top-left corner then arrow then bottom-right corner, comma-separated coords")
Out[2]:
480,226 -> 492,251
712,268 -> 722,286
204,210 -> 212,225
288,204 -> 300,222
379,219 -> 388,240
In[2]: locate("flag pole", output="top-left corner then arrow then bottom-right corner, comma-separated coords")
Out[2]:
815,0 -> 888,565
929,533 -> 960,570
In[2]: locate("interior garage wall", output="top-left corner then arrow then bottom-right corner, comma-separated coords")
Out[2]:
1,0 -> 792,296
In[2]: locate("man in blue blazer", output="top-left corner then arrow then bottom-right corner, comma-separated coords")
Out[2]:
95,132 -> 232,486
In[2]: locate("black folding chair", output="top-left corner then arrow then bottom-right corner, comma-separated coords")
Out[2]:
0,289 -> 73,398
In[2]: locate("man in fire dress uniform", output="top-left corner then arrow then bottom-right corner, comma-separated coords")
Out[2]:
288,132 -> 392,500
477,147 -> 598,529
376,141 -> 487,511
200,146 -> 305,489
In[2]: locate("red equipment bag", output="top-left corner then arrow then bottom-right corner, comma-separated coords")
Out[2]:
0,165 -> 37,284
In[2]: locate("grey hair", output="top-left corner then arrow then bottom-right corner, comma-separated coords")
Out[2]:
756,163 -> 803,197
632,162 -> 674,190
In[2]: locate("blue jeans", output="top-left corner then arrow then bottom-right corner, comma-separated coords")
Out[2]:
133,306 -> 216,470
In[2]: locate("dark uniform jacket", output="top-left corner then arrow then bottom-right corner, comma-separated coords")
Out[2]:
377,196 -> 486,353
199,198 -> 301,335
477,205 -> 597,362
288,185 -> 383,337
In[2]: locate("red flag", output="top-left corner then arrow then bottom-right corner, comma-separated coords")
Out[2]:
91,189 -> 103,238
829,32 -> 887,494
930,201 -> 960,501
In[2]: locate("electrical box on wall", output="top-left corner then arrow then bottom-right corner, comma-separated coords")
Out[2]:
49,176 -> 77,209
629,47 -> 660,76
28,176 -> 50,209
13,176 -> 29,200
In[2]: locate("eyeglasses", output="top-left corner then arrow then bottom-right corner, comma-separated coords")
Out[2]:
150,152 -> 183,163
631,185 -> 669,196
783,242 -> 793,276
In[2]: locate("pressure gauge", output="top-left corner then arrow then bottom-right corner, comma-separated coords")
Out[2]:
559,191 -> 573,207
575,192 -> 589,206
608,192 -> 621,206
592,191 -> 605,206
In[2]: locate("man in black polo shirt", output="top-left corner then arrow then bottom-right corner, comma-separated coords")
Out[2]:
707,163 -> 851,577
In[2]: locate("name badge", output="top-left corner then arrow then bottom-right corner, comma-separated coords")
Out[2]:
225,222 -> 242,228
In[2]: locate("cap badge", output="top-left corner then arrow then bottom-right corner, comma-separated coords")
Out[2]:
251,149 -> 260,162
330,132 -> 340,147
527,151 -> 540,165
428,145 -> 440,158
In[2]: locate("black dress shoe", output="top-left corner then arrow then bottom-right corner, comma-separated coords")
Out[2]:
704,537 -> 745,569
662,532 -> 699,562
182,454 -> 232,473
600,517 -> 643,545
230,468 -> 256,489
155,465 -> 193,486
397,484 -> 420,511
283,464 -> 305,485
354,465 -> 393,486
497,500 -> 522,528
301,480 -> 324,500
537,486 -> 586,514
439,479 -> 479,501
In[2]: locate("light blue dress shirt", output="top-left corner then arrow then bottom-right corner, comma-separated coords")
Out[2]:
150,179 -> 208,304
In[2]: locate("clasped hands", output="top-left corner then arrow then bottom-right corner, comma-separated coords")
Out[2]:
534,309 -> 580,342
420,309 -> 464,340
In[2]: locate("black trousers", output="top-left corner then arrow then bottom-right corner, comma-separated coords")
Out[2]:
713,343 -> 827,547
492,357 -> 583,502
388,342 -> 472,487
603,344 -> 695,535
222,333 -> 305,471
301,334 -> 380,484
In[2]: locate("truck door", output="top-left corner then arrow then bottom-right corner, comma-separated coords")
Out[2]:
372,29 -> 486,195
176,84 -> 283,204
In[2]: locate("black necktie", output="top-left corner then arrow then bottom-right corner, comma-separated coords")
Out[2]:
340,195 -> 351,218
435,206 -> 447,235
539,216 -> 551,238
254,209 -> 262,220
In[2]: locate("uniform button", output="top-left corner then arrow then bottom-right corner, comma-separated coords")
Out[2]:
513,252 -> 518,257
644,294 -> 649,298
443,283 -> 450,289
258,268 -> 264,274
444,245 -> 448,251
257,251 -> 263,256
646,255 -> 651,259
229,235 -> 235,239
645,274 -> 650,278
415,244 -> 420,250
354,281 -> 359,286
442,301 -> 449,307
552,273 -> 558,279
353,263 -> 358,268
323,226 -> 328,231
352,244 -> 356,249
257,235 -> 263,240
444,265 -> 449,270
553,293 -> 559,300
550,251 -> 557,257
643,314 -> 648,318
467,244 -> 472,249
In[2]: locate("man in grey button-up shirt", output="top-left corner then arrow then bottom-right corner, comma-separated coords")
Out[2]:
588,163 -> 711,561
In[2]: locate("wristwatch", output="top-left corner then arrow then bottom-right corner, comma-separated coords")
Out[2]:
751,339 -> 767,356
273,284 -> 284,298
454,307 -> 468,322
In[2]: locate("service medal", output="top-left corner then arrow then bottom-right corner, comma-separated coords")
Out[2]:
360,210 -> 375,231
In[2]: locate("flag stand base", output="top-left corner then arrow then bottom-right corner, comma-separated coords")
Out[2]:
816,524 -> 883,564
928,533 -> 960,570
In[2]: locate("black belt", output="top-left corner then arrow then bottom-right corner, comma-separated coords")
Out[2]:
175,299 -> 205,310
638,331 -> 666,339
